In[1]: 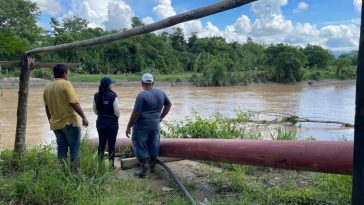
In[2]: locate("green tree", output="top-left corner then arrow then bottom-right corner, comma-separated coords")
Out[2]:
265,44 -> 306,82
0,0 -> 42,59
169,27 -> 186,51
62,16 -> 88,33
0,32 -> 27,60
187,32 -> 198,51
302,45 -> 334,69
131,17 -> 144,28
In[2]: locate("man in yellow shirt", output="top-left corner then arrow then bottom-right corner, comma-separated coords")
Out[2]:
43,64 -> 89,171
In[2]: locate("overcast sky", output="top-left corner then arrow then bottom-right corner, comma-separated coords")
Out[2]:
31,0 -> 362,52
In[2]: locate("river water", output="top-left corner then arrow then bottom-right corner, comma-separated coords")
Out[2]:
0,80 -> 355,149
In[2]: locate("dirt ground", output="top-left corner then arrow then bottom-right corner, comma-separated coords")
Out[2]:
113,158 -> 222,203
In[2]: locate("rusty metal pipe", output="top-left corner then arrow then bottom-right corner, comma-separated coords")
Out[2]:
91,138 -> 353,175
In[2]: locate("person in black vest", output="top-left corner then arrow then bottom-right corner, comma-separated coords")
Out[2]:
93,77 -> 120,167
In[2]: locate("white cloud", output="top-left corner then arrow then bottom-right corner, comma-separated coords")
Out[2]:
251,0 -> 288,17
321,24 -> 360,51
104,1 -> 134,30
354,0 -> 362,11
284,23 -> 322,47
294,2 -> 309,13
153,0 -> 176,19
66,0 -> 109,28
234,15 -> 252,34
65,0 -> 134,30
142,16 -> 155,25
179,20 -> 204,36
31,0 -> 64,16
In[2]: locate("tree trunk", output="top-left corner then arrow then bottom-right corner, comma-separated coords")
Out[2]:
14,54 -> 33,155
352,1 -> 364,203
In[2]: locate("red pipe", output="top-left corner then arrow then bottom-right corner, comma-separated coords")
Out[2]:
91,138 -> 353,175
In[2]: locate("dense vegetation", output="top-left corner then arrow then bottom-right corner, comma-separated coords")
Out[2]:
0,0 -> 358,86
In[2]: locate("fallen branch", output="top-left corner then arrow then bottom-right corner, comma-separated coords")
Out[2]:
287,117 -> 354,127
228,111 -> 354,127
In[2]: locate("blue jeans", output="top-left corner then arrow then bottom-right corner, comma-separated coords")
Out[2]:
132,126 -> 160,160
54,125 -> 81,170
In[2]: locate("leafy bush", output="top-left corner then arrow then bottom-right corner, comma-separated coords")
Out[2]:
163,115 -> 245,139
336,66 -> 356,79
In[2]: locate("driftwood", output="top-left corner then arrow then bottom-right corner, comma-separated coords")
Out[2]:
25,0 -> 256,55
288,117 -> 354,127
228,111 -> 354,127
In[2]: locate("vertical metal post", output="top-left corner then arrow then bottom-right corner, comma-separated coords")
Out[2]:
14,54 -> 33,154
352,2 -> 364,204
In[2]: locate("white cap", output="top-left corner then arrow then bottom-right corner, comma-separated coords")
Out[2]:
142,73 -> 154,83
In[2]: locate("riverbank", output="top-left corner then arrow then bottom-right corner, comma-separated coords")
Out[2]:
0,77 -> 192,89
0,76 -> 356,89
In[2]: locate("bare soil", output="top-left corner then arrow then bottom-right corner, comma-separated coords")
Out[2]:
113,158 -> 222,203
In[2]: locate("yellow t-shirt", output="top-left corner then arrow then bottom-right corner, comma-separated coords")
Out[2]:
43,78 -> 80,130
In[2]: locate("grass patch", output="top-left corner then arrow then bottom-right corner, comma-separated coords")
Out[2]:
0,139 -> 189,205
206,164 -> 351,204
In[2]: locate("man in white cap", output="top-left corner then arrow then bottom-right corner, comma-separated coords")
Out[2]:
126,73 -> 172,178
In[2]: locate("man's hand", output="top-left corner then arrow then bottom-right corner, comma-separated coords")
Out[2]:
125,127 -> 131,138
82,117 -> 89,127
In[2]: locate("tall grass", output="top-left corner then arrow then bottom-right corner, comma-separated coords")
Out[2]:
0,140 -> 111,205
206,163 -> 352,204
270,127 -> 298,140
0,139 -> 189,204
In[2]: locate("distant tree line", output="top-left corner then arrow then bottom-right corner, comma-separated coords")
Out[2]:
0,0 -> 358,85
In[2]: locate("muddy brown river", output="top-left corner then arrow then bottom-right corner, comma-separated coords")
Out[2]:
0,80 -> 355,149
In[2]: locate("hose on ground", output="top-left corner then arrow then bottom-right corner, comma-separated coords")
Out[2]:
156,159 -> 197,205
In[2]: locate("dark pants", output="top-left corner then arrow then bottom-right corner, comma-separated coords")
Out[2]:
54,125 -> 81,171
97,117 -> 118,160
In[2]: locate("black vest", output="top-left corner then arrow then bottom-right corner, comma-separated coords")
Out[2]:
94,90 -> 117,119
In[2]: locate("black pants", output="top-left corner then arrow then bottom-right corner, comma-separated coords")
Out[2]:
97,117 -> 118,160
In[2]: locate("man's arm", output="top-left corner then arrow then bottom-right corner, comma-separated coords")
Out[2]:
160,103 -> 172,122
125,112 -> 140,138
70,103 -> 89,127
45,105 -> 51,122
